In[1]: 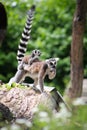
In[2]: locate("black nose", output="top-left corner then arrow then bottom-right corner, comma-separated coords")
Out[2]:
52,65 -> 55,68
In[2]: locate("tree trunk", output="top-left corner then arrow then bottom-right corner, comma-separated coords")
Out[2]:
66,0 -> 87,99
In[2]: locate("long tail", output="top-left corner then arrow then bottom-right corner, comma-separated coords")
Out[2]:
17,5 -> 35,64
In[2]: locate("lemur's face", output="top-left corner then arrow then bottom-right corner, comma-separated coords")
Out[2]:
49,59 -> 57,68
47,58 -> 58,70
31,49 -> 41,58
46,58 -> 59,79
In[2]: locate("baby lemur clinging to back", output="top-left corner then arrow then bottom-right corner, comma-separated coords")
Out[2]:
18,49 -> 41,70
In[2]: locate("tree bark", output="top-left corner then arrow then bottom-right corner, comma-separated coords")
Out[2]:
66,0 -> 87,99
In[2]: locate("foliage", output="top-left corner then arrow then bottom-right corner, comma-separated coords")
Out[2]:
0,100 -> 87,130
31,104 -> 87,130
0,0 -> 78,92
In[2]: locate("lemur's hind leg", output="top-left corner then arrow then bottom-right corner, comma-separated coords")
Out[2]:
8,69 -> 27,85
32,78 -> 41,92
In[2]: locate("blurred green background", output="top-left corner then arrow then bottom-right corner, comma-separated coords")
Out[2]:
0,0 -> 87,93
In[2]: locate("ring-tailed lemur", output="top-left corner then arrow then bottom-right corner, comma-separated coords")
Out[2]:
8,5 -> 59,93
8,5 -> 41,85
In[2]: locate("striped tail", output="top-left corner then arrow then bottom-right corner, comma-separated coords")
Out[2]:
17,5 -> 35,64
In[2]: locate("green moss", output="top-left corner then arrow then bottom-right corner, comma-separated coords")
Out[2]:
0,82 -> 29,90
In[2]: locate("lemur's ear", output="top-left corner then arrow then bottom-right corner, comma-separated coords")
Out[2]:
45,59 -> 48,62
54,57 -> 59,62
45,57 -> 59,62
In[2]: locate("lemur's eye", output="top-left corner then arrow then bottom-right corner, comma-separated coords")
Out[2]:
54,61 -> 56,65
38,51 -> 41,56
50,62 -> 53,66
35,50 -> 37,53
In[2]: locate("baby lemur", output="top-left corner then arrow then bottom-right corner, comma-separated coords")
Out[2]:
18,49 -> 41,70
